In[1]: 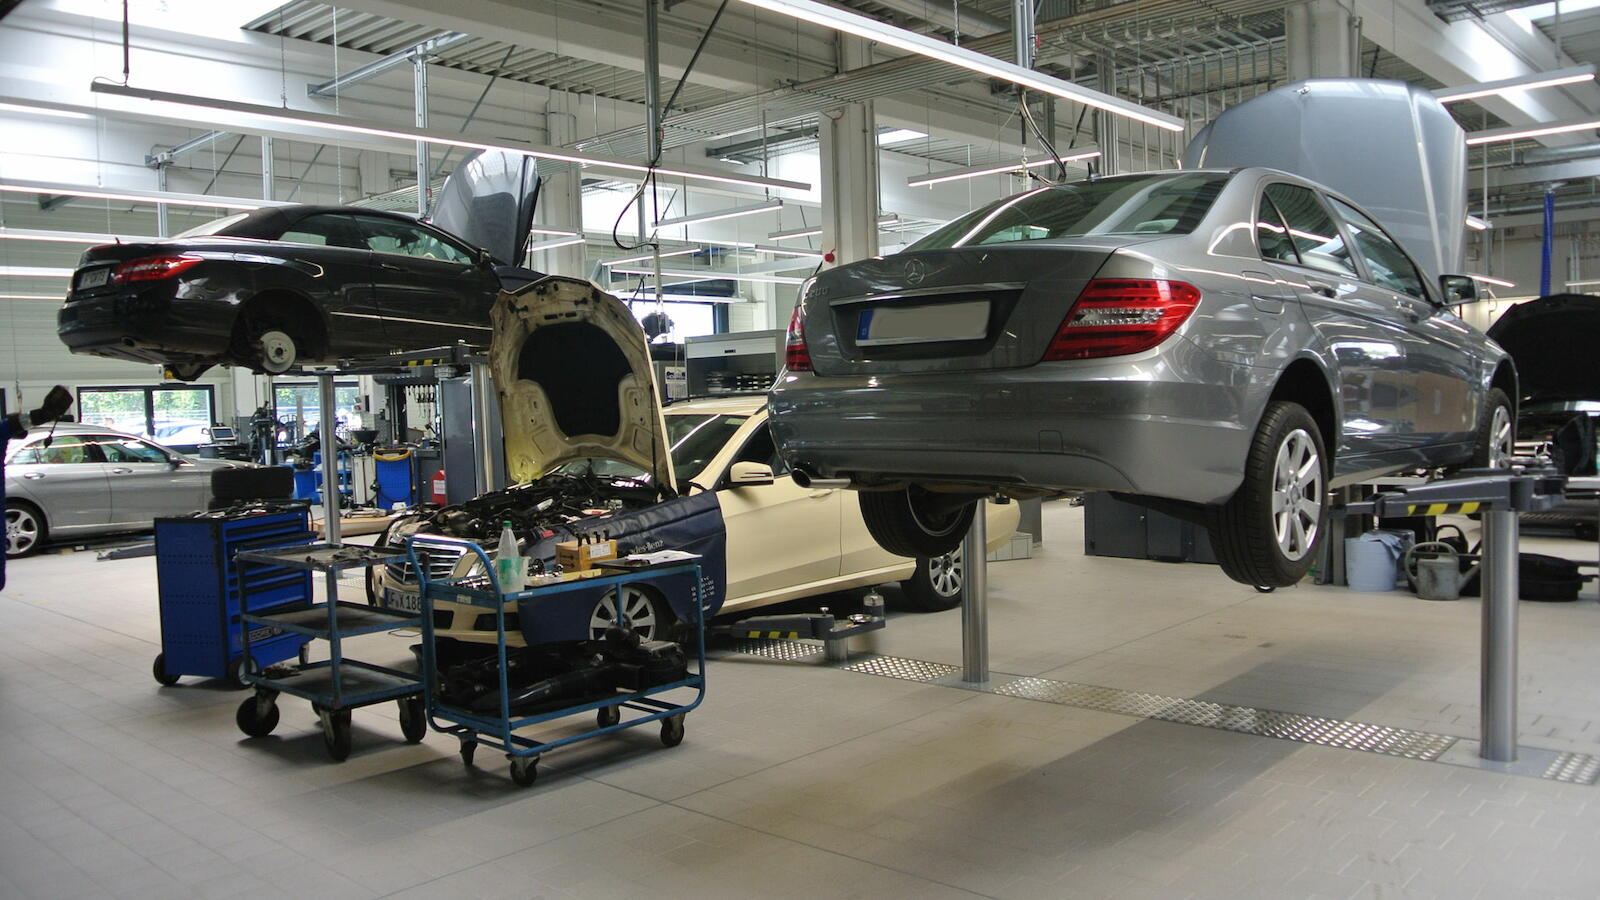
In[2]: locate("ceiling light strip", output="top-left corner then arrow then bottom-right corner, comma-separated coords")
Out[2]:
0,227 -> 161,244
1465,117 -> 1600,145
769,214 -> 900,242
0,179 -> 280,211
609,266 -> 806,284
0,293 -> 62,300
603,247 -> 703,266
1434,65 -> 1597,103
1475,275 -> 1515,288
525,236 -> 588,252
654,199 -> 784,229
907,148 -> 1102,188
722,0 -> 1182,130
1465,216 -> 1490,231
0,267 -> 74,278
90,83 -> 812,193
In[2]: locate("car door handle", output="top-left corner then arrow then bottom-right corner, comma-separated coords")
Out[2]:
378,261 -> 404,271
1401,306 -> 1422,323
110,467 -> 132,475
808,490 -> 833,499
21,472 -> 43,480
1306,280 -> 1337,298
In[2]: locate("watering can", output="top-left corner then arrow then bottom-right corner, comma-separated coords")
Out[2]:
1404,541 -> 1480,602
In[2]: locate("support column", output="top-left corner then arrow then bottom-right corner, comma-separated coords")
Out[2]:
643,0 -> 663,302
1095,55 -> 1118,175
819,36 -> 879,265
1285,0 -> 1359,81
961,502 -> 989,684
1480,508 -> 1520,762
317,374 -> 341,545
414,55 -> 430,217
260,136 -> 274,201
539,92 -> 587,277
155,166 -> 170,238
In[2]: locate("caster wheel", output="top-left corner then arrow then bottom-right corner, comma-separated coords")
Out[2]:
460,740 -> 477,766
152,653 -> 179,687
597,705 -> 621,728
509,756 -> 539,787
398,696 -> 427,744
660,714 -> 685,748
1253,585 -> 1276,594
224,655 -> 258,690
235,695 -> 279,738
317,706 -> 353,761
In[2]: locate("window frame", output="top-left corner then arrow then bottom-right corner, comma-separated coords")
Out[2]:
720,417 -> 790,486
1324,195 -> 1435,304
13,433 -> 104,465
76,384 -> 217,448
275,212 -> 364,250
1255,181 -> 1364,281
349,213 -> 478,266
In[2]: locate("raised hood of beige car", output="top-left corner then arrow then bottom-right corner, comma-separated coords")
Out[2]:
488,276 -> 675,491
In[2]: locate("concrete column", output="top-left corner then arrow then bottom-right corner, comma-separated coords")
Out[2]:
1095,55 -> 1119,175
538,91 -> 587,277
819,36 -> 880,265
1285,0 -> 1359,82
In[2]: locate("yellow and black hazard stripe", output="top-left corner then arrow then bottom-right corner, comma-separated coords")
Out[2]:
746,630 -> 803,640
1402,502 -> 1482,516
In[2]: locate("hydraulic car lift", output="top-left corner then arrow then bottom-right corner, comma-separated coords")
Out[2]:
712,593 -> 887,662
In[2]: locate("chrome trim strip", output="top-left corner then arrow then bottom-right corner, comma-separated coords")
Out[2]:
826,281 -> 1026,307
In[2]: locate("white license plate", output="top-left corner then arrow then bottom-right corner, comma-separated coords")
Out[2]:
384,587 -> 421,614
857,300 -> 989,346
76,267 -> 111,290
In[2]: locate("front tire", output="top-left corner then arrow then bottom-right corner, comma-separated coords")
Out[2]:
1209,401 -> 1329,588
859,487 -> 976,558
5,500 -> 46,558
899,548 -> 966,612
1469,388 -> 1514,470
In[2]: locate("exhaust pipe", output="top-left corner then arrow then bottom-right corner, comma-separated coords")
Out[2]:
792,467 -> 850,489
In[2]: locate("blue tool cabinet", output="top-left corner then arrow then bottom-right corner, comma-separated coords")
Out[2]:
151,506 -> 314,687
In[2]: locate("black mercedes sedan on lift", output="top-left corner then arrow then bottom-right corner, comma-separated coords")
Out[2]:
57,150 -> 540,379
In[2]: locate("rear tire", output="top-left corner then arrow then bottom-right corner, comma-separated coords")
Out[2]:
859,488 -> 976,558
1469,388 -> 1514,470
5,500 -> 46,559
1209,401 -> 1329,588
899,548 -> 965,612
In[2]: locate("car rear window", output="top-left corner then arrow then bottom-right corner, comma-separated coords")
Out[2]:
173,212 -> 251,239
908,172 -> 1231,251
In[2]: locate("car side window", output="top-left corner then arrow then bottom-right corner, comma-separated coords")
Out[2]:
97,437 -> 172,464
1256,195 -> 1299,264
18,435 -> 97,465
1262,183 -> 1358,278
731,424 -> 790,478
353,216 -> 474,265
279,213 -> 360,248
1326,197 -> 1428,300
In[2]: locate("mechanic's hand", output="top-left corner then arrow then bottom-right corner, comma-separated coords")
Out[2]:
29,385 -> 72,425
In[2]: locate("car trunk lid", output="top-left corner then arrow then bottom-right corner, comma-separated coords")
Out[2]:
488,275 -> 675,492
1486,293 -> 1600,405
803,240 -> 1145,377
428,149 -> 540,267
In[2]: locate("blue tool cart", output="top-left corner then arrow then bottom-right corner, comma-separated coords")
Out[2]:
152,505 -> 314,688
233,543 -> 424,761
408,535 -> 706,787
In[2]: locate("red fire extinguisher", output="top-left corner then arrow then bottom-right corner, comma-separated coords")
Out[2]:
431,468 -> 447,506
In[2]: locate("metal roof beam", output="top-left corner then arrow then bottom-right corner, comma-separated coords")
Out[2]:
306,31 -> 472,97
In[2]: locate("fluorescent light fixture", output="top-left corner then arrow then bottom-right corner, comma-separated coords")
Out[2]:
878,128 -> 928,145
1465,117 -> 1600,145
753,244 -> 824,258
769,214 -> 899,242
1465,216 -> 1490,231
603,247 -> 703,266
610,266 -> 806,285
0,227 -> 160,244
0,102 -> 93,120
1435,65 -> 1597,104
654,199 -> 784,230
527,226 -> 581,238
0,178 -> 278,210
1475,275 -> 1515,288
908,148 -> 1102,188
0,293 -> 61,300
525,236 -> 587,252
91,82 -> 812,193
720,0 -> 1184,131
0,267 -> 74,278
1566,278 -> 1600,288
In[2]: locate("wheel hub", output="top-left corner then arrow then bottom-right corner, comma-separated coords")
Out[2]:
928,545 -> 964,597
258,330 -> 296,374
590,587 -> 659,640
1270,428 -> 1322,561
6,509 -> 37,555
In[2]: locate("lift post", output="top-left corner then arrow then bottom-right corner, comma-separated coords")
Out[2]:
1346,467 -> 1565,762
962,501 -> 989,684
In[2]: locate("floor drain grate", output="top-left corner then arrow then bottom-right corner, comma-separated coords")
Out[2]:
729,639 -> 824,661
1545,752 -> 1600,785
840,655 -> 960,682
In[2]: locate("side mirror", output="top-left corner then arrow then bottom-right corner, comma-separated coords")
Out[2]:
477,248 -> 497,269
727,461 -> 774,487
1439,274 -> 1479,306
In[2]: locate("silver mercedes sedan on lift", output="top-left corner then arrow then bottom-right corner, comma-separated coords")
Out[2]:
768,168 -> 1515,587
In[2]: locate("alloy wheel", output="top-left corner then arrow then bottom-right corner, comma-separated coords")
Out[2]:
589,586 -> 660,640
6,507 -> 39,557
1488,405 -> 1513,468
927,545 -> 965,598
1270,427 -> 1323,562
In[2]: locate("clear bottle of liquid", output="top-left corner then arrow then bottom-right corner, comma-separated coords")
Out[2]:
494,521 -> 523,591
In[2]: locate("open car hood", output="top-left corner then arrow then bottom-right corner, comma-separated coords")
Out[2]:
428,149 -> 540,266
1485,293 -> 1600,405
489,276 -> 674,492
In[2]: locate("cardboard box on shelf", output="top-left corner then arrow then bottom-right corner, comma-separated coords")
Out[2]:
556,539 -> 618,572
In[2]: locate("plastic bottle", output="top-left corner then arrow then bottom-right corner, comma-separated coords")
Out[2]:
495,521 -> 523,591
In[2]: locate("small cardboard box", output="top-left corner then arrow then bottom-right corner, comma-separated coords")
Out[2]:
556,539 -> 618,572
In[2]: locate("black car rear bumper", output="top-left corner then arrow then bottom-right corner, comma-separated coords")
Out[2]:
58,290 -> 237,364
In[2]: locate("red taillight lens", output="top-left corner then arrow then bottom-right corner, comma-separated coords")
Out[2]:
111,255 -> 203,283
1042,278 -> 1201,361
785,305 -> 813,372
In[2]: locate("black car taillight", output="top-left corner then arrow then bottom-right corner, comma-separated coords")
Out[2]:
111,255 -> 203,283
785,305 -> 813,372
1043,278 -> 1201,360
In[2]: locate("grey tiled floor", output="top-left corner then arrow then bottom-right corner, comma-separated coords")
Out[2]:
3,503 -> 1600,899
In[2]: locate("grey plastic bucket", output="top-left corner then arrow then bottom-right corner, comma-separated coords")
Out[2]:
1345,532 -> 1406,591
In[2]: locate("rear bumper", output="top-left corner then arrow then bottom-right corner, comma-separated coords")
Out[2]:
58,291 -> 235,364
768,360 -> 1258,506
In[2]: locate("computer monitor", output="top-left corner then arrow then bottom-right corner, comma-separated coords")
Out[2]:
206,425 -> 235,443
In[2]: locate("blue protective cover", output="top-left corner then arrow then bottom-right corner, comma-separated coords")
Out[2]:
515,491 -> 726,645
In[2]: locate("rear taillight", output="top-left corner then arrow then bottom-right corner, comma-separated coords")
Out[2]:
1043,278 -> 1201,360
111,255 -> 203,283
785,305 -> 813,372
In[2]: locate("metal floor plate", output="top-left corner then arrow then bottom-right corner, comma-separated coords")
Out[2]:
726,642 -> 1600,785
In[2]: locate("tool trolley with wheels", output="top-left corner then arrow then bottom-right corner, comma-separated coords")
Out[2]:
234,543 -> 425,761
408,535 -> 706,787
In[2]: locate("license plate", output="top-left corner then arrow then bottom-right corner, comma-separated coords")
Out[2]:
384,587 -> 421,614
76,267 -> 111,290
857,300 -> 989,346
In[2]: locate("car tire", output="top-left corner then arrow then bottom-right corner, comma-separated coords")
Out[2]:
1209,401 -> 1329,588
899,548 -> 965,612
5,500 -> 46,559
589,584 -> 668,641
859,487 -> 976,558
1468,388 -> 1514,470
